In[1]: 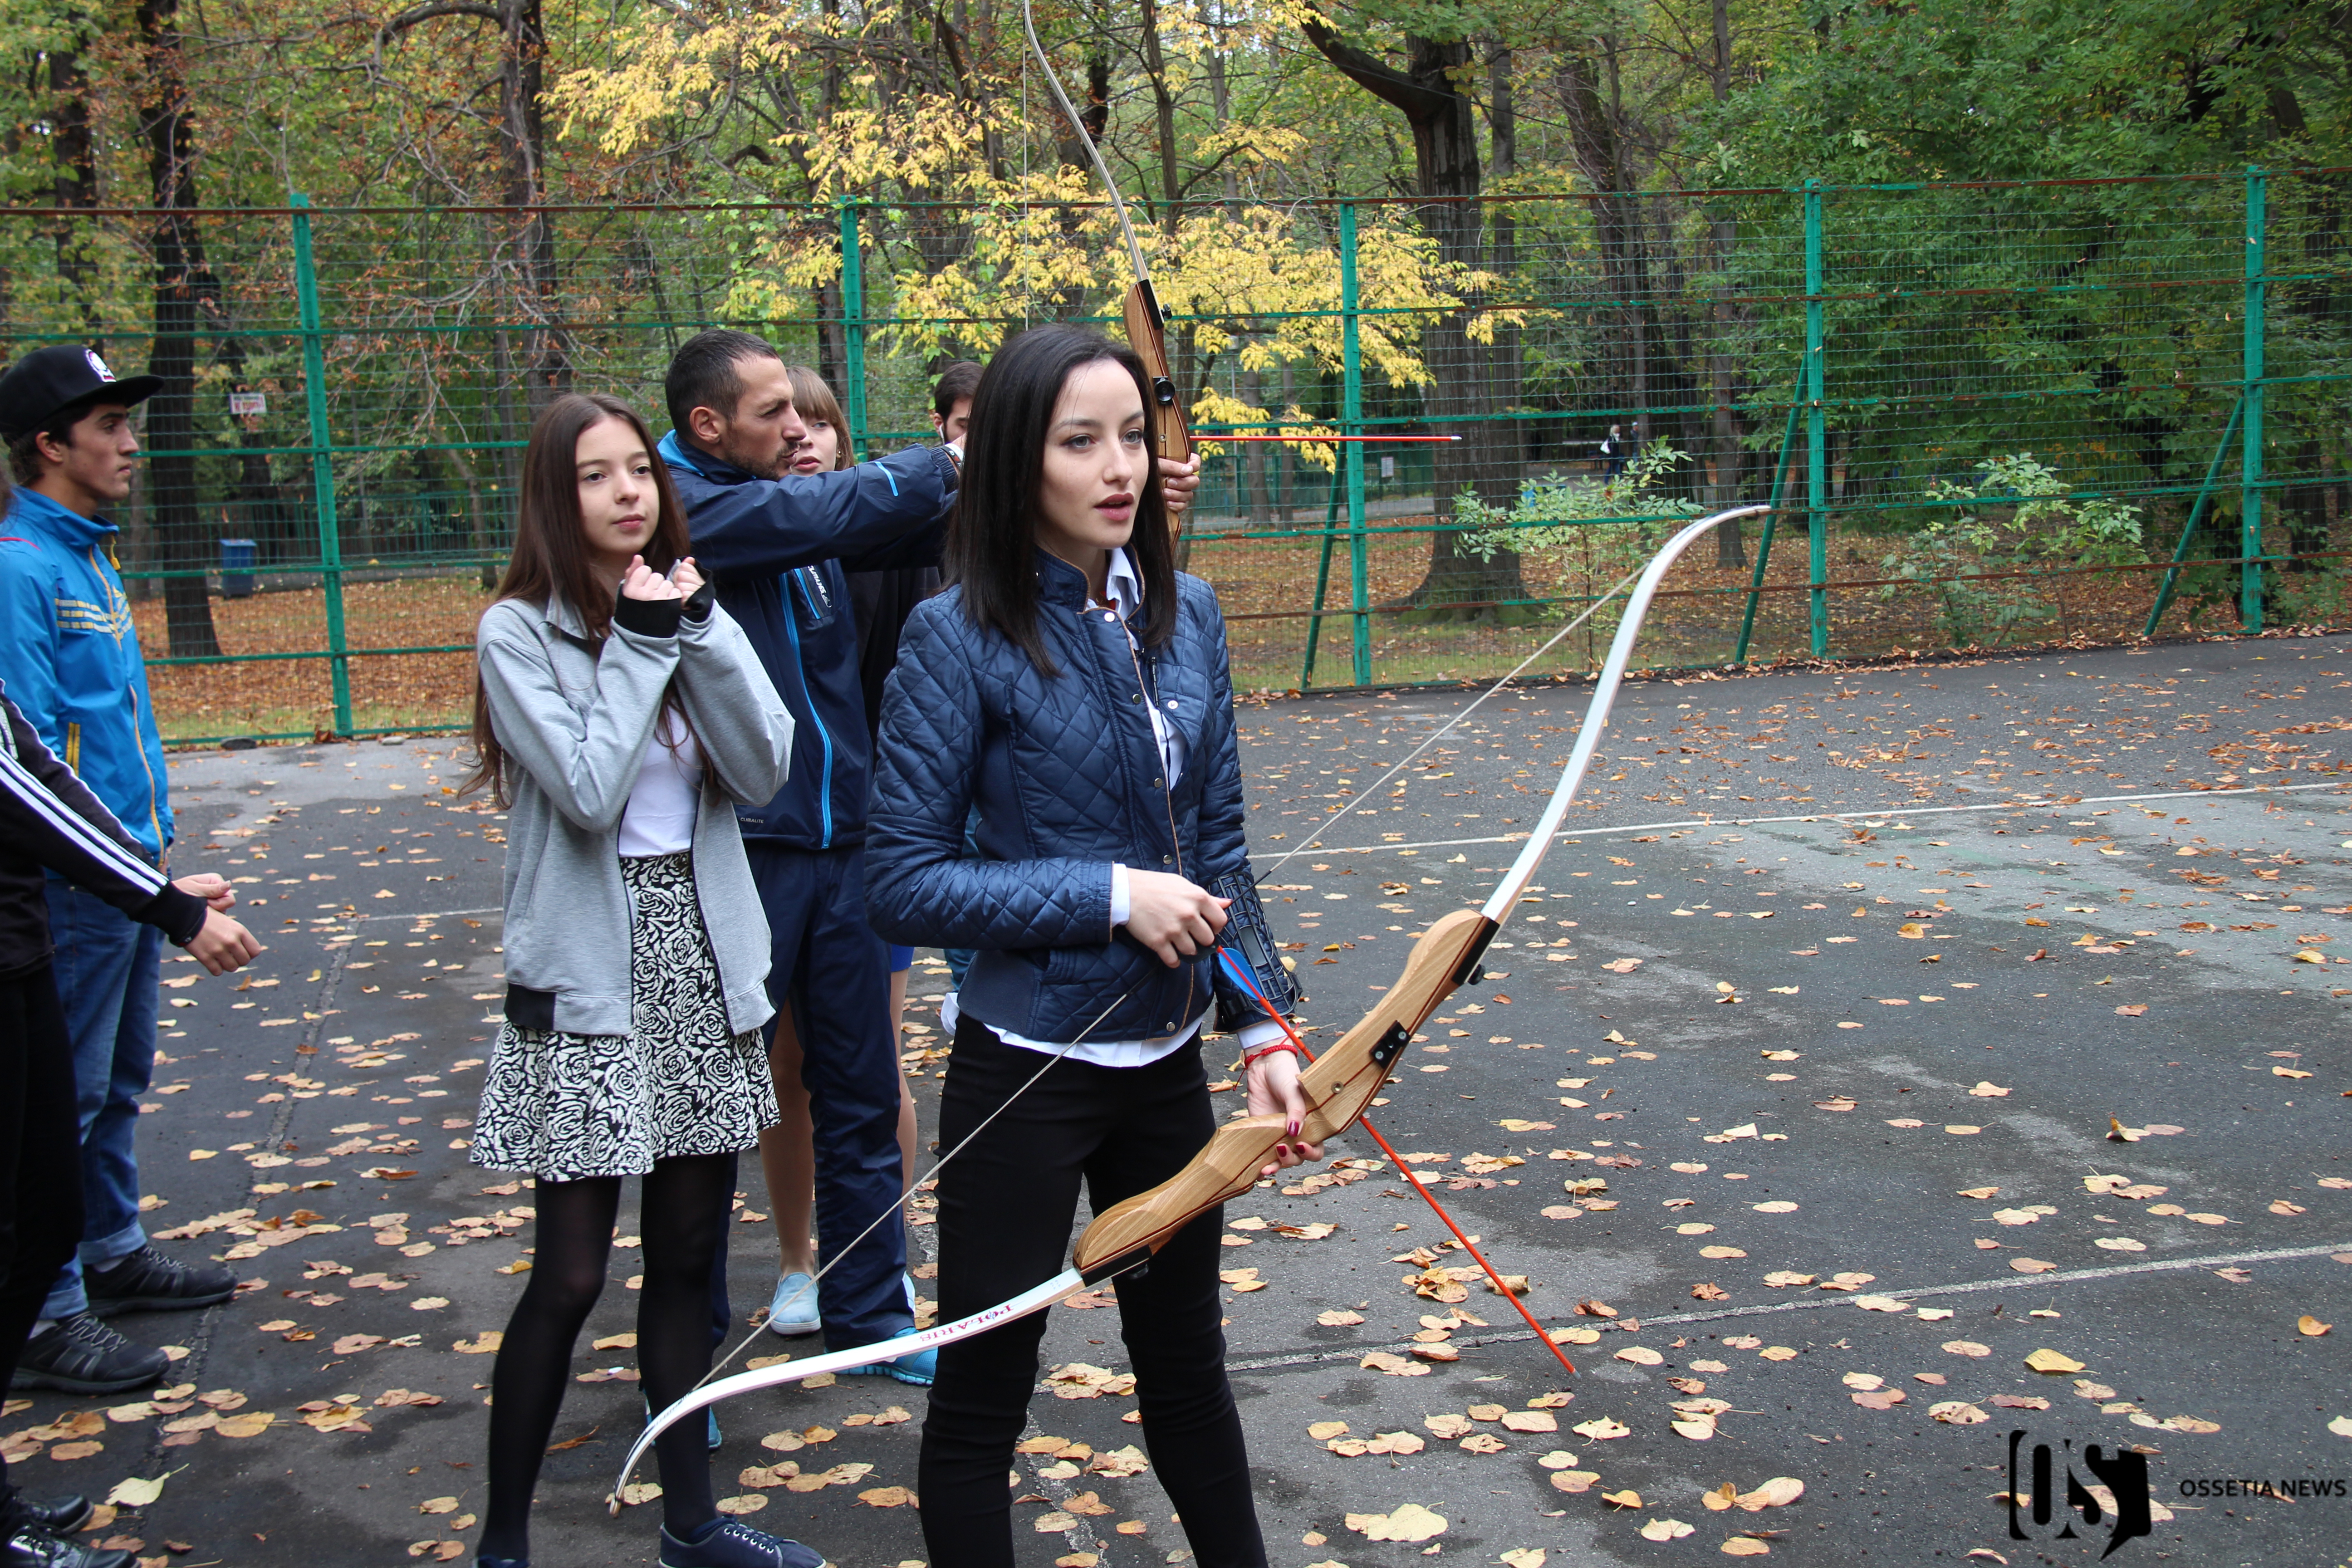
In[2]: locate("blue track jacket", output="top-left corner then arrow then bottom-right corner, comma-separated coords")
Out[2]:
661,431 -> 955,851
0,486 -> 172,859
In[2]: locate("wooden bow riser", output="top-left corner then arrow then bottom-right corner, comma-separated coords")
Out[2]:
1122,279 -> 1191,470
1072,909 -> 1492,1274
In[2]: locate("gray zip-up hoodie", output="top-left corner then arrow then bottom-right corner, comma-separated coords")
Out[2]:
475,588 -> 794,1039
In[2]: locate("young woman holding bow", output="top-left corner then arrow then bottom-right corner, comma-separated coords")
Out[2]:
865,325 -> 1313,1568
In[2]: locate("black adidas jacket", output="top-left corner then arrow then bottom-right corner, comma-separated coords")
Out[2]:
0,682 -> 206,979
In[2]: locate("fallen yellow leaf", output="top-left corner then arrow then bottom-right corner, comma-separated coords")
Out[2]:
1343,1503 -> 1447,1543
1737,1477 -> 1805,1510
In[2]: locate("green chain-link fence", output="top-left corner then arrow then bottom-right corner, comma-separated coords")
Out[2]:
1,168 -> 2344,745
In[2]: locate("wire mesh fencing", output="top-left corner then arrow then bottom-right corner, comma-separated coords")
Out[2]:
0,169 -> 2343,745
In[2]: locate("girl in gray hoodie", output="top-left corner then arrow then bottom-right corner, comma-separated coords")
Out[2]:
463,393 -> 809,1568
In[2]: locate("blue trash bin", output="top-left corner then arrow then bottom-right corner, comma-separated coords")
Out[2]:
220,538 -> 256,599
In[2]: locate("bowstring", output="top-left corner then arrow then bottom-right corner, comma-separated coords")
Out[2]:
1254,560 -> 1649,885
686,983 -> 1136,1395
1215,950 -> 1577,1378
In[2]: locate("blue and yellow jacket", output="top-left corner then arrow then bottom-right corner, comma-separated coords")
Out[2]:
0,486 -> 172,859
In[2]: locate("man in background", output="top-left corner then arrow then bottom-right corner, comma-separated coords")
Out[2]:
661,329 -> 960,1383
0,346 -> 243,1397
929,359 -> 980,446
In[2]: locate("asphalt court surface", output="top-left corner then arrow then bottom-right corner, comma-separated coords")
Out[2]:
7,631 -> 2346,1567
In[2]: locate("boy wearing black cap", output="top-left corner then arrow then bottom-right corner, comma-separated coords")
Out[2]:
0,346 -> 235,1397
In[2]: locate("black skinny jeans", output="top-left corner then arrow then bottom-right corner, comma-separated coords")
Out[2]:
919,1015 -> 1265,1568
0,965 -> 86,1533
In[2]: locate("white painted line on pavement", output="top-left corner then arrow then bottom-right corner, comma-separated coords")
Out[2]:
1225,1240 -> 2352,1374
1252,780 -> 2350,859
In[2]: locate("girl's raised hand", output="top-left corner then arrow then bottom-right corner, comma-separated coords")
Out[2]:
668,556 -> 706,598
620,555 -> 681,602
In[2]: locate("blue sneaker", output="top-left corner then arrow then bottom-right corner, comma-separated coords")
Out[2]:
475,1556 -> 527,1568
848,1344 -> 935,1387
657,1518 -> 826,1568
765,1273 -> 821,1338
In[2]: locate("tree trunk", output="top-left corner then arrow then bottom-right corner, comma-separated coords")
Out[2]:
1299,21 -> 1525,617
1485,41 -> 1527,558
500,0 -> 567,412
1559,49 -> 1656,495
49,45 -> 100,324
1708,0 -> 1745,566
137,0 -> 222,659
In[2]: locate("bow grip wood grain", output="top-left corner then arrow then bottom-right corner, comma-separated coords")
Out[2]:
1123,279 -> 1191,469
1072,908 -> 1493,1275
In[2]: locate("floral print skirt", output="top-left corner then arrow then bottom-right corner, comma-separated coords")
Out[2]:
471,852 -> 776,1181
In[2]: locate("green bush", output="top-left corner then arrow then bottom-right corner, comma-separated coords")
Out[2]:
1876,454 -> 2146,648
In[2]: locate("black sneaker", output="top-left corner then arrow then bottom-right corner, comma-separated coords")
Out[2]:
1,1524 -> 133,1568
657,1519 -> 826,1568
7,1315 -> 169,1395
83,1245 -> 235,1315
12,1504 -> 90,1539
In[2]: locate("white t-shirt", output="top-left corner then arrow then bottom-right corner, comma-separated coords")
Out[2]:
618,711 -> 702,857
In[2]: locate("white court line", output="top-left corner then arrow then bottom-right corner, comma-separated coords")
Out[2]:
1249,779 -> 2351,859
1225,1240 -> 2352,1374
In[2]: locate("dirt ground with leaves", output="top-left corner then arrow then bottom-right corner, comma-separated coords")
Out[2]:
7,632 -> 2347,1567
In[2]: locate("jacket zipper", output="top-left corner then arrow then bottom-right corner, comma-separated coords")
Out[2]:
779,597 -> 835,848
1116,621 -> 1197,1029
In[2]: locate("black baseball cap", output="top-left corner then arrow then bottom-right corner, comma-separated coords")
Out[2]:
0,344 -> 162,440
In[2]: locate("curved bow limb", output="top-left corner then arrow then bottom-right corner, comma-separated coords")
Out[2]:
610,1269 -> 1095,1514
1022,0 -> 1191,475
1077,505 -> 1771,1284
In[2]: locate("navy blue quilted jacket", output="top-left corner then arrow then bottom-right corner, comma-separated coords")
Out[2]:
866,550 -> 1255,1044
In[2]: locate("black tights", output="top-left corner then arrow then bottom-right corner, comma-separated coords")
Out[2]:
479,1152 -> 735,1560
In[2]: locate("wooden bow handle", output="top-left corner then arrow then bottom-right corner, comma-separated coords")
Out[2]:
1073,908 -> 1491,1275
1122,279 -> 1191,472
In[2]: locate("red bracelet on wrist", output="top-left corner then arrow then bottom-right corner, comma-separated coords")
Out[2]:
1244,1042 -> 1300,1067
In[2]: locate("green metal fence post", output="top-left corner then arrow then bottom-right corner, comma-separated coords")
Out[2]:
1340,202 -> 1371,686
1298,468 -> 1344,688
1803,179 -> 1828,658
840,197 -> 869,459
1734,397 -> 1805,664
289,193 -> 352,737
2240,166 -> 2265,632
2144,395 -> 2244,638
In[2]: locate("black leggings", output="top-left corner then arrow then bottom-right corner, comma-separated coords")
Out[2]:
0,966 -> 85,1534
479,1152 -> 736,1559
918,1017 -> 1265,1568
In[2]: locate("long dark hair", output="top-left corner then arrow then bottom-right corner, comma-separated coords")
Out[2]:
942,325 -> 1174,675
464,393 -> 692,803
